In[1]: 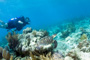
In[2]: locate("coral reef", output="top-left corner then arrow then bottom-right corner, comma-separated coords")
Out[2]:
55,31 -> 81,55
15,27 -> 57,56
48,17 -> 90,58
2,17 -> 90,60
5,27 -> 59,60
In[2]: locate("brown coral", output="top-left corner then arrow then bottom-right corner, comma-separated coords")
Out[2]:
29,52 -> 39,60
5,31 -> 19,50
40,52 -> 53,60
0,47 -> 10,60
28,52 -> 53,60
39,51 -> 64,60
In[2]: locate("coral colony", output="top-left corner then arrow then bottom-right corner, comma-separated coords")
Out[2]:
0,17 -> 90,60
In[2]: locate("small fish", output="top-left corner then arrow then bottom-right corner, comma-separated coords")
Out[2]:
52,34 -> 57,38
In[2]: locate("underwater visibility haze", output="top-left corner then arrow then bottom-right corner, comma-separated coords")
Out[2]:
0,0 -> 90,60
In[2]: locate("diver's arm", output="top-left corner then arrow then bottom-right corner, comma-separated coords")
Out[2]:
18,20 -> 23,24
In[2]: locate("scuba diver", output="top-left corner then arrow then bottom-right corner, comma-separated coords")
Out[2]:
0,16 -> 30,31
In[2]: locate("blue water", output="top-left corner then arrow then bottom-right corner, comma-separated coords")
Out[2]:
0,0 -> 90,46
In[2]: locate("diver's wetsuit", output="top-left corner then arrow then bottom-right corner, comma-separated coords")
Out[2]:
6,16 -> 28,31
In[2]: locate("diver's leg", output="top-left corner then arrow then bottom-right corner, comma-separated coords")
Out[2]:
0,23 -> 8,29
0,20 -> 6,25
0,25 -> 5,28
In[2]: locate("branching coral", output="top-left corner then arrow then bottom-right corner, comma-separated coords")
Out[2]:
5,31 -> 19,50
29,52 -> 39,60
40,52 -> 53,60
29,52 -> 63,60
32,51 -> 64,60
0,47 -> 11,60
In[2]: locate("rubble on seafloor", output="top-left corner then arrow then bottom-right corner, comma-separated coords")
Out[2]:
64,40 -> 90,60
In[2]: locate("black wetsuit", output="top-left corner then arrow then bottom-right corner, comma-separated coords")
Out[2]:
6,16 -> 28,31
